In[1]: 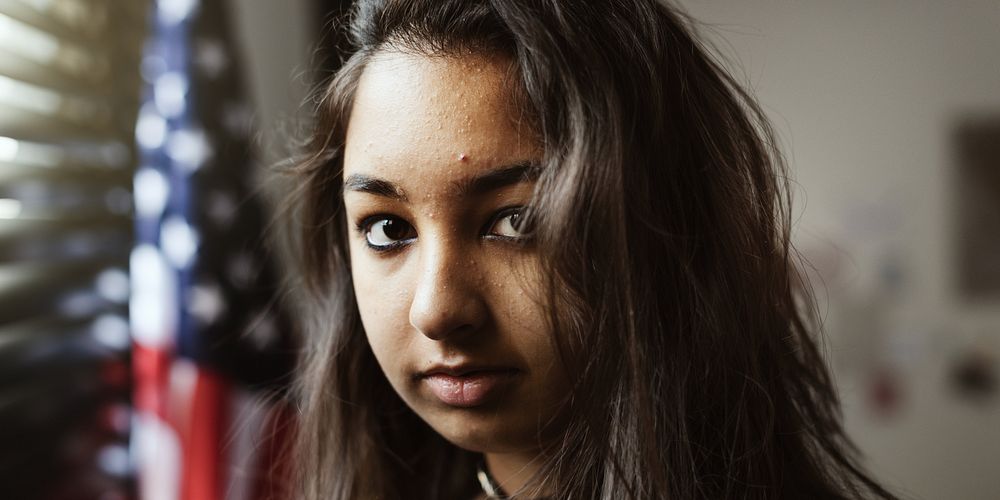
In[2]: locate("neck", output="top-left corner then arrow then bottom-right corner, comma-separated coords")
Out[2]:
483,449 -> 544,497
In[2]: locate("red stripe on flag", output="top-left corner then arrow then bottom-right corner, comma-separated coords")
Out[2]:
179,367 -> 231,500
132,342 -> 172,419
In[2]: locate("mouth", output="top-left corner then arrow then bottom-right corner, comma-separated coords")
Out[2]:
417,364 -> 520,408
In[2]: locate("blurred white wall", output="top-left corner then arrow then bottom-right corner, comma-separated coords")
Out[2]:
227,0 -> 314,168
675,2 -> 1000,499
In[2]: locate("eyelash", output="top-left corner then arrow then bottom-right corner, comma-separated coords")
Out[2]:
354,206 -> 530,253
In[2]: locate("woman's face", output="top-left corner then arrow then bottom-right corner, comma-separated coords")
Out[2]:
342,51 -> 569,454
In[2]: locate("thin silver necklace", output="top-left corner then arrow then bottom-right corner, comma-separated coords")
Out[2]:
476,461 -> 508,499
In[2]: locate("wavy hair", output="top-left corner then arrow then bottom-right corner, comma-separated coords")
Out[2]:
286,1 -> 898,498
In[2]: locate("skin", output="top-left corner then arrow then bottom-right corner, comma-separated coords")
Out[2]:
341,50 -> 569,495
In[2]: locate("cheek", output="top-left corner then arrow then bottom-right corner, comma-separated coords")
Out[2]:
496,259 -> 546,323
491,260 -> 555,355
349,249 -> 413,372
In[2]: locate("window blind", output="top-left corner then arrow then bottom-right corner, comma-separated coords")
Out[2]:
0,0 -> 147,497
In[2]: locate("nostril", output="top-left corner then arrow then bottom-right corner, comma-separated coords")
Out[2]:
411,306 -> 466,340
409,288 -> 487,341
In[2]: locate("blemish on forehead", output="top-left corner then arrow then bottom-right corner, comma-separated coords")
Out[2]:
345,52 -> 541,194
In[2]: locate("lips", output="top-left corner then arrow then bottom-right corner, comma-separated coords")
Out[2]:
419,365 -> 519,408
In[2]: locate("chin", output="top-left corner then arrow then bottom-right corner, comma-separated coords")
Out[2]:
418,405 -> 534,454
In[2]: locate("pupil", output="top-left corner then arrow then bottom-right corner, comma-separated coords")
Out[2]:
509,211 -> 522,231
382,219 -> 409,240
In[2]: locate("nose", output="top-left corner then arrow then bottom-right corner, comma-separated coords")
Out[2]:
408,241 -> 489,341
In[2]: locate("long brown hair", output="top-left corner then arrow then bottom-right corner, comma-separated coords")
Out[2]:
285,1 -> 898,498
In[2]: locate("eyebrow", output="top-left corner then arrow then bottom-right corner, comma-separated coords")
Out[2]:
342,174 -> 408,201
342,161 -> 541,201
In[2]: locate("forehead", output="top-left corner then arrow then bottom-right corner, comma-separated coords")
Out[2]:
343,51 -> 539,190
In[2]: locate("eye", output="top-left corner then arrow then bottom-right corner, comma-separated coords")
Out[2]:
362,216 -> 416,250
488,207 -> 533,240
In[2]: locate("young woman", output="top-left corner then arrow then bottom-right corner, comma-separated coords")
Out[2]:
286,1 -> 899,498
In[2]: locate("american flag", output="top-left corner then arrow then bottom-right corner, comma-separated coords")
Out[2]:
131,1 -> 295,499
